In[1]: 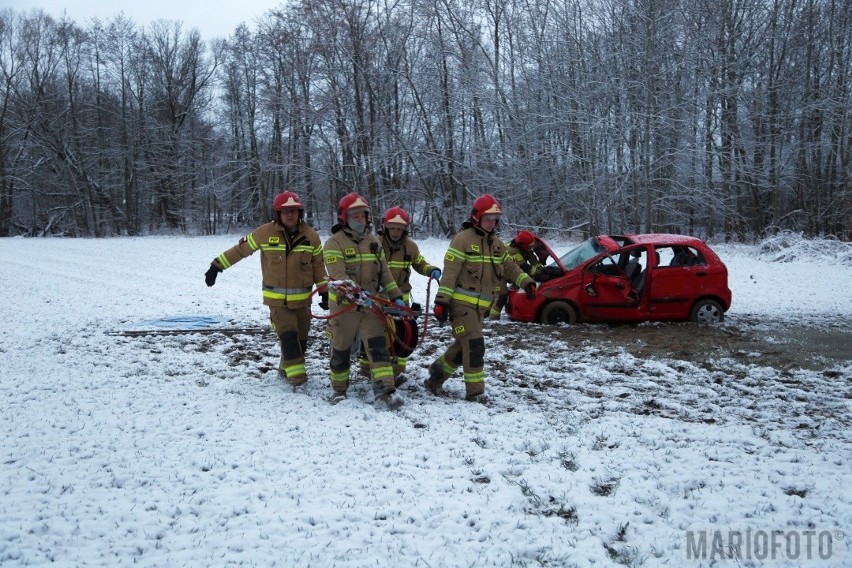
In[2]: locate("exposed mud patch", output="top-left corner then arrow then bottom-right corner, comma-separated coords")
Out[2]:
496,316 -> 852,373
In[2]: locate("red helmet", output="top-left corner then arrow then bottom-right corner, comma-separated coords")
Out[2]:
273,191 -> 304,212
514,230 -> 535,250
337,192 -> 370,223
382,206 -> 410,228
470,194 -> 502,224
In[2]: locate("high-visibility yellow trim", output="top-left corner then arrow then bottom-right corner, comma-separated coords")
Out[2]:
444,246 -> 503,264
284,363 -> 306,377
330,370 -> 349,383
247,233 -> 259,250
451,287 -> 494,308
464,371 -> 485,383
437,356 -> 456,374
262,286 -> 312,302
371,366 -> 394,380
325,249 -> 382,264
291,244 -> 315,253
217,253 -> 232,269
344,254 -> 380,263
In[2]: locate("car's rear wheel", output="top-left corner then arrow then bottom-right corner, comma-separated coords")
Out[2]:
689,298 -> 724,324
540,301 -> 578,325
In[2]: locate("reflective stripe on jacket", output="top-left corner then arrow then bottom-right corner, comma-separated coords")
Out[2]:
435,226 -> 532,309
212,221 -> 327,308
381,234 -> 437,297
323,226 -> 401,309
496,242 -> 543,293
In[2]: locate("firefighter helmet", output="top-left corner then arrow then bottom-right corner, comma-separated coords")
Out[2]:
470,194 -> 502,224
273,191 -> 304,211
337,192 -> 371,224
514,230 -> 535,250
382,206 -> 410,228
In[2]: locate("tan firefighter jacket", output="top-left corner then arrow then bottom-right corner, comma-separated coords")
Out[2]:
379,232 -> 438,299
507,243 -> 544,278
436,225 -> 534,310
496,242 -> 544,293
323,225 -> 402,308
212,221 -> 327,308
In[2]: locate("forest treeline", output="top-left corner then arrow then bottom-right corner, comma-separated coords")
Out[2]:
0,0 -> 849,240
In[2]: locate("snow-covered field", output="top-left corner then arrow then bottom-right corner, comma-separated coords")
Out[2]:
1,234 -> 850,567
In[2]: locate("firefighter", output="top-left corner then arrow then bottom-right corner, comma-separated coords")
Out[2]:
323,193 -> 406,405
367,206 -> 442,381
488,229 -> 544,320
204,191 -> 327,388
425,194 -> 536,402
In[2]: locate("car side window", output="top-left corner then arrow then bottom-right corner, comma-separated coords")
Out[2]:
656,246 -> 676,267
588,255 -> 620,276
668,246 -> 706,267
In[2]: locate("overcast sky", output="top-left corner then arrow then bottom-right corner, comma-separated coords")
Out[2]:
6,0 -> 283,39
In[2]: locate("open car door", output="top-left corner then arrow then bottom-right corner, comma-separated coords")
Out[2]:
581,247 -> 648,321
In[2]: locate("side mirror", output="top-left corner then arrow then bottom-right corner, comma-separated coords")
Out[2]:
584,283 -> 597,297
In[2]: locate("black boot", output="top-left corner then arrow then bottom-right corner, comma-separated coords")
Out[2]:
465,392 -> 490,404
423,361 -> 445,395
373,380 -> 402,408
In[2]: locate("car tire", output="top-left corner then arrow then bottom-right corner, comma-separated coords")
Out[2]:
689,298 -> 724,324
540,301 -> 578,325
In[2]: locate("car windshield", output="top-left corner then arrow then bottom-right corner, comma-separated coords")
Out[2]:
557,237 -> 607,270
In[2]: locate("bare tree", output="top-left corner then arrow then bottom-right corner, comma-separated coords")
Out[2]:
1,1 -> 849,240
144,20 -> 216,231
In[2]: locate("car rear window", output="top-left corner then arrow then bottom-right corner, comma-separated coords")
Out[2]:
656,245 -> 706,267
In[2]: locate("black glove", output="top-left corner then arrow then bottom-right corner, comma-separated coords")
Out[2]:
524,282 -> 537,299
318,292 -> 329,310
205,264 -> 222,287
433,302 -> 449,323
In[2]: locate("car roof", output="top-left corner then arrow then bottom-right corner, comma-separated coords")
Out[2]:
610,233 -> 706,247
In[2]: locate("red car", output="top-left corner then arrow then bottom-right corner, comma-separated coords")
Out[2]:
507,234 -> 732,325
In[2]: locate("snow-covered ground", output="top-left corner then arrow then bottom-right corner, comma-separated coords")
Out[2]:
1,234 -> 850,567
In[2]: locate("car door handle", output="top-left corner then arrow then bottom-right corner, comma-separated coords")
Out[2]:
615,283 -> 625,289
696,271 -> 706,277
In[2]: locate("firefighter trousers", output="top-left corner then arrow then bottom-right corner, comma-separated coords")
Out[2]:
433,302 -> 487,397
269,305 -> 311,385
327,308 -> 394,394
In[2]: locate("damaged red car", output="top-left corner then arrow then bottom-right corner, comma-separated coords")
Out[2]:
506,234 -> 732,325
